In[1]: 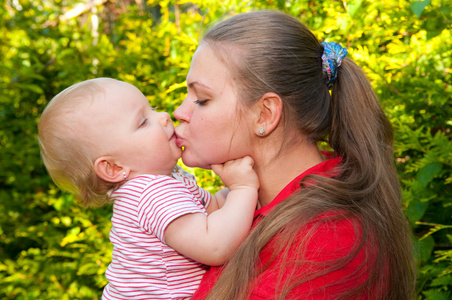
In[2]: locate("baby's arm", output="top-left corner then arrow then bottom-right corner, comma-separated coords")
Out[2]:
204,187 -> 229,214
165,156 -> 259,266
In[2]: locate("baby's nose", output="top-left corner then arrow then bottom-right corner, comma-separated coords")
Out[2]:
160,112 -> 171,126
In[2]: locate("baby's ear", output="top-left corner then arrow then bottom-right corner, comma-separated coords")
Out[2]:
94,156 -> 127,183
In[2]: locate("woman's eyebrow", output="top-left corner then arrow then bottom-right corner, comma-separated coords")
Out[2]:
187,81 -> 212,91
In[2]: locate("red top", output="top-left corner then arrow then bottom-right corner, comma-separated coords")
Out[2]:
193,154 -> 373,299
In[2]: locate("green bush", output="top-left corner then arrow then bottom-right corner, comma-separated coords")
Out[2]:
1,0 -> 450,298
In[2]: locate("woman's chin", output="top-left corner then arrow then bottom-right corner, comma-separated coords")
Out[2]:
181,152 -> 211,169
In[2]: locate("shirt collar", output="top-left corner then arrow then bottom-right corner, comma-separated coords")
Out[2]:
254,153 -> 342,219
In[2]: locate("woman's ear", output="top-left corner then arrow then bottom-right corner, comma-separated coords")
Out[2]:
255,92 -> 283,136
94,156 -> 127,183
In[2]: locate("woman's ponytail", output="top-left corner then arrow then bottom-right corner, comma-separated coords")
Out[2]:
330,58 -> 395,196
330,58 -> 415,298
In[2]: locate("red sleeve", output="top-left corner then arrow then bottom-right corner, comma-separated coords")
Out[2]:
248,216 -> 369,299
194,216 -> 371,299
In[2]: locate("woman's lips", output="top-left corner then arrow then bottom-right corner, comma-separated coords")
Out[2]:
175,133 -> 184,148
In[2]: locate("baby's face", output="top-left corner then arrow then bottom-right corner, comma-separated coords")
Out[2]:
78,81 -> 181,177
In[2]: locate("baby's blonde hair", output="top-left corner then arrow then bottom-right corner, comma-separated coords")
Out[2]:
38,78 -> 120,207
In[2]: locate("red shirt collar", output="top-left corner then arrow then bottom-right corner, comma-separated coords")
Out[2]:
254,152 -> 342,219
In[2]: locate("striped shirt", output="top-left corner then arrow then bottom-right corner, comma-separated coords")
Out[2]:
102,169 -> 212,299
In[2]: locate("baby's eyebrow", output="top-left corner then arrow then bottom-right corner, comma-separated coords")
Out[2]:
135,105 -> 147,121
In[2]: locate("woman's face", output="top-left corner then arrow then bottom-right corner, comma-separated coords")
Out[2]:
174,43 -> 253,169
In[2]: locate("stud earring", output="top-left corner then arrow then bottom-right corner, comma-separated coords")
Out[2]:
123,172 -> 128,180
258,128 -> 265,135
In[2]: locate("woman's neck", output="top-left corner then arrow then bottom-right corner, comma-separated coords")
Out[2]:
254,141 -> 324,208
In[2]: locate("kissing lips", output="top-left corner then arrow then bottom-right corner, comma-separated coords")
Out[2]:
175,133 -> 184,149
175,138 -> 183,148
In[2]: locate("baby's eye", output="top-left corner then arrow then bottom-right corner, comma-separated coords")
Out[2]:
139,118 -> 148,127
194,99 -> 208,106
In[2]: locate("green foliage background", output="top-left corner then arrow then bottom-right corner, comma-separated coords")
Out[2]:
0,0 -> 451,298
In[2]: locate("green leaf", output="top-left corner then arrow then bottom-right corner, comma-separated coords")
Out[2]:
77,263 -> 102,276
422,289 -> 451,300
416,235 -> 435,263
347,0 -> 363,17
411,0 -> 431,18
431,275 -> 452,287
406,199 -> 429,223
15,83 -> 44,95
418,163 -> 443,187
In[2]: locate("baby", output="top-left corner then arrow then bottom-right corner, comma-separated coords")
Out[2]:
38,78 -> 259,299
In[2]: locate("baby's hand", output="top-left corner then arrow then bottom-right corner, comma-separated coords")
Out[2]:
211,156 -> 259,191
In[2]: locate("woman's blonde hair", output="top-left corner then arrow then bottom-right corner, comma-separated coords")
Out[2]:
38,78 -> 119,207
202,10 -> 415,299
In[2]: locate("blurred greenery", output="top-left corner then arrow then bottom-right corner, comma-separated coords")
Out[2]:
0,0 -> 451,298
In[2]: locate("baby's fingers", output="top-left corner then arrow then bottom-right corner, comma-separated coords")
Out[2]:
210,163 -> 224,176
240,156 -> 255,168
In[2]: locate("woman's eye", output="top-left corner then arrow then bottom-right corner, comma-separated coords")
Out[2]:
194,99 -> 208,106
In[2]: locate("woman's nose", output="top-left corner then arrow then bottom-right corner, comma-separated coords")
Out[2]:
174,98 -> 191,123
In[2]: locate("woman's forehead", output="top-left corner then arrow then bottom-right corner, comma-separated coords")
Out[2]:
188,44 -> 237,90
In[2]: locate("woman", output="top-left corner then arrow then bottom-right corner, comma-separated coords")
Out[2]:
174,10 -> 415,299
